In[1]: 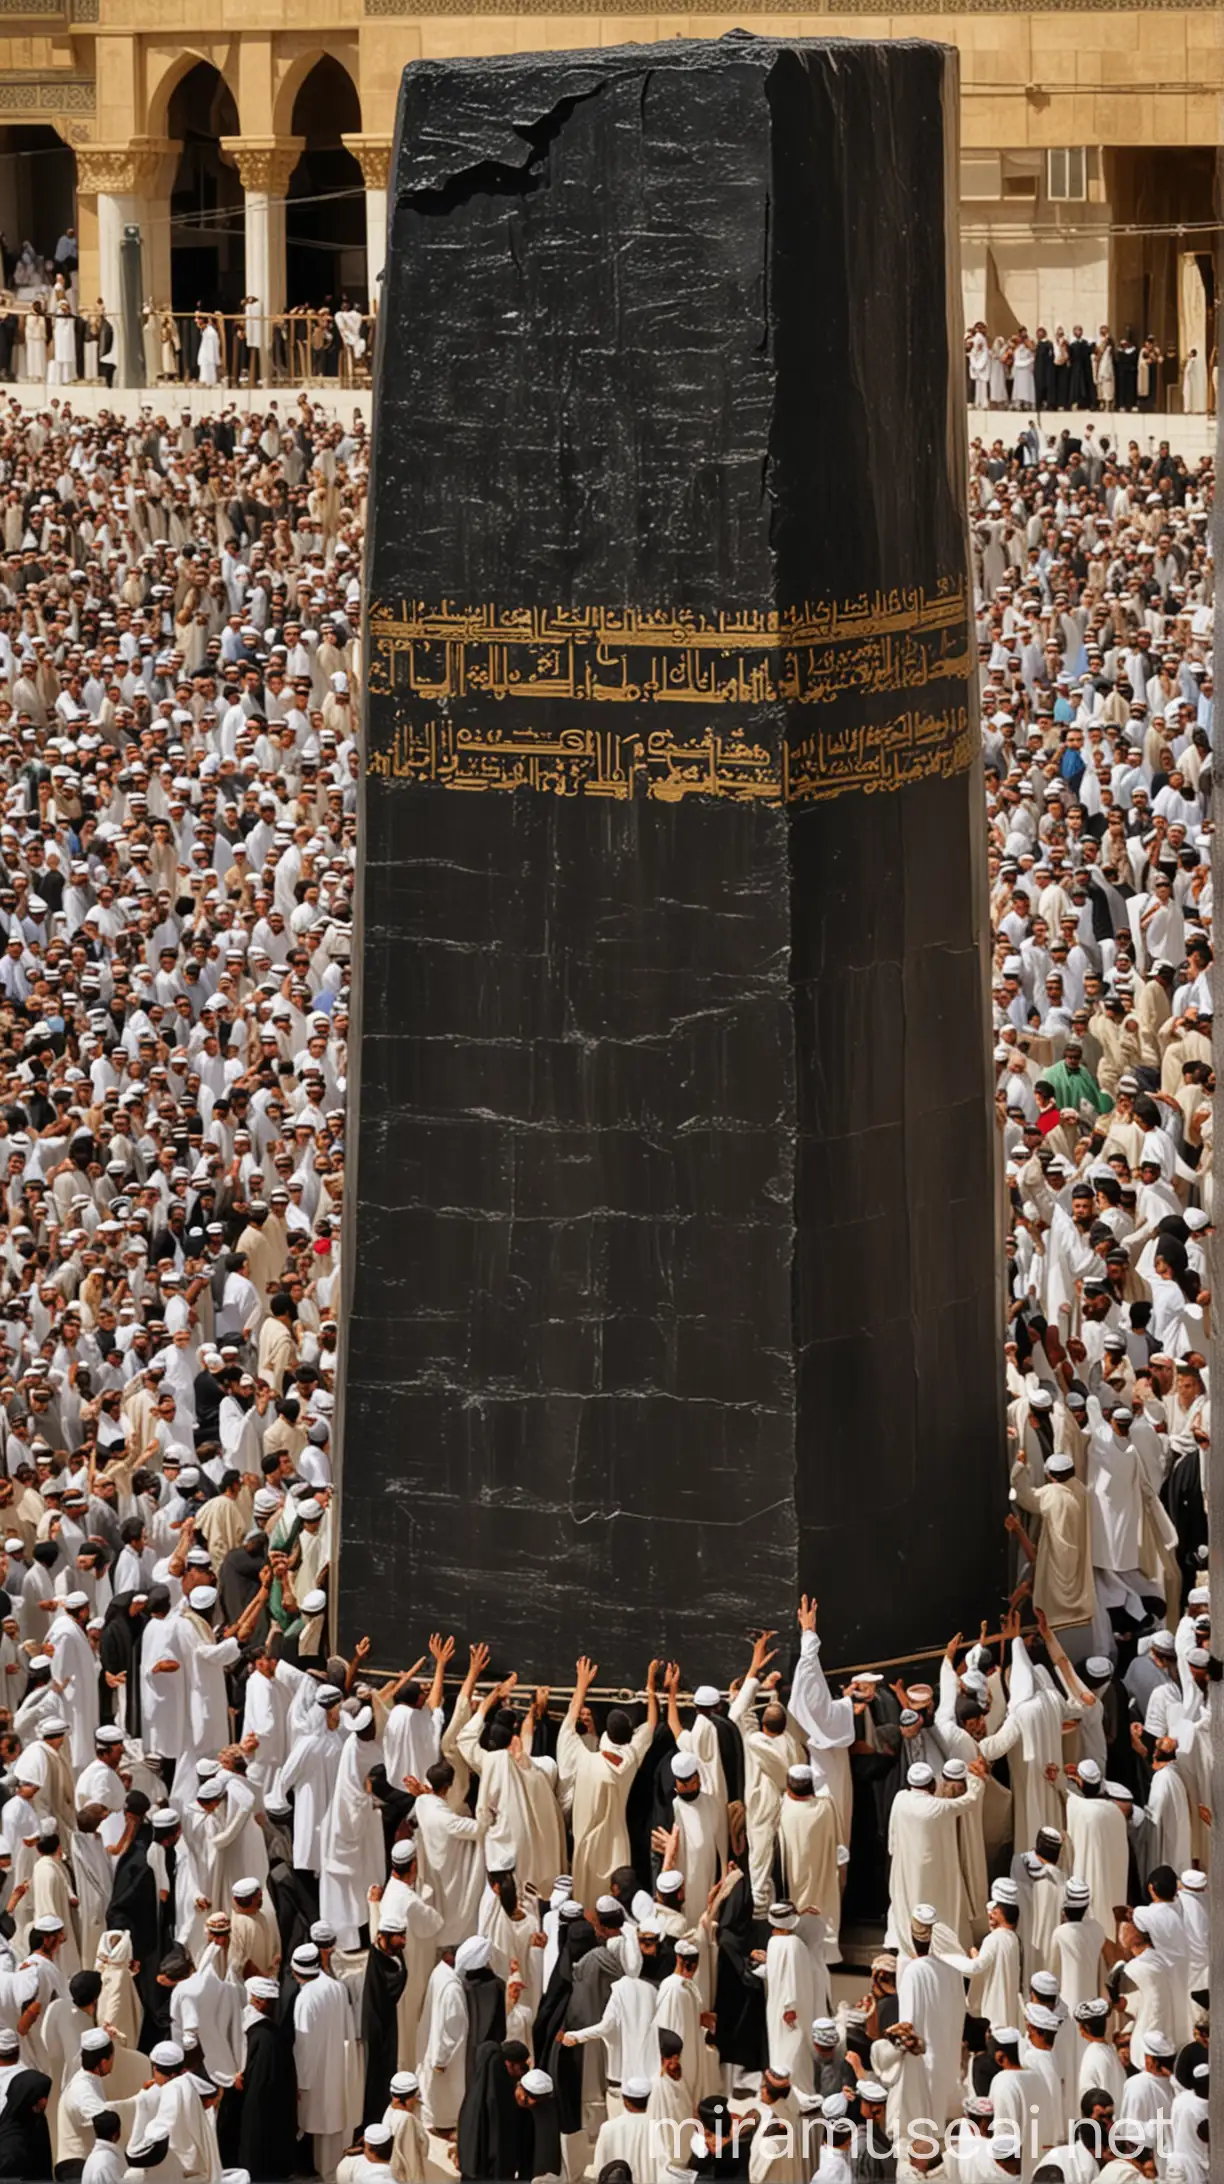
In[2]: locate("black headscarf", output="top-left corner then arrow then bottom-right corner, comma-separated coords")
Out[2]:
0,2069 -> 52,2177
106,1819 -> 159,2014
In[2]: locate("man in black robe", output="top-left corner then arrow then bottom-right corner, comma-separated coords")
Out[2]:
105,1796 -> 159,2018
1033,328 -> 1055,410
456,1937 -> 505,2079
521,2068 -> 563,2180
456,2038 -> 531,2180
1162,1431 -> 1208,1601
361,1921 -> 407,2126
236,1976 -> 298,2180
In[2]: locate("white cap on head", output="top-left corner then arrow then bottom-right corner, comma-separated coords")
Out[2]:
692,1684 -> 720,1708
623,2076 -> 652,2103
151,2041 -> 184,2070
656,1870 -> 684,1896
364,2124 -> 393,2149
390,2072 -> 419,2098
670,1752 -> 700,1781
246,1978 -> 279,2001
522,2069 -> 553,2097
455,1936 -> 491,1975
1078,1759 -> 1102,1785
907,1762 -> 935,1789
81,2028 -> 111,2054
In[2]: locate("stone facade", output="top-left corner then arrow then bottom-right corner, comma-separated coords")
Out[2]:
0,3 -> 1217,360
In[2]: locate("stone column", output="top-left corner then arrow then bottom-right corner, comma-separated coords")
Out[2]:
75,142 -> 178,385
342,136 -> 393,304
220,137 -> 303,376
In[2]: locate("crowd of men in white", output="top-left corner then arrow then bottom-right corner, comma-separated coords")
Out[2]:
0,394 -> 1205,2184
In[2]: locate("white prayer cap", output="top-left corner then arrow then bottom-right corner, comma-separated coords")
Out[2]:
0,2032 -> 18,2055
550,1878 -> 573,1903
1064,1878 -> 1091,1905
310,1922 -> 336,1947
1185,1208 -> 1210,1231
767,1903 -> 798,1931
185,1549 -> 213,1569
232,1878 -> 261,1901
522,2070 -> 553,2097
1106,1782 -> 1133,1803
151,1808 -> 179,1833
191,1585 -> 218,1610
246,1978 -> 279,2000
197,1782 -> 225,1806
390,1842 -> 415,1867
351,1705 -> 374,1731
1030,1972 -> 1059,2001
1025,2004 -> 1059,2033
906,1763 -> 935,1790
857,2081 -> 888,2103
1180,1869 -> 1207,1892
316,1684 -> 343,1706
1074,1998 -> 1108,2021
675,1940 -> 700,1960
1077,1759 -> 1102,1785
380,1917 -> 407,1937
656,1871 -> 684,1896
786,1764 -> 813,1790
595,1894 -> 619,1916
1085,1657 -> 1114,1681
1145,2030 -> 1176,2058
297,1499 -> 323,1522
990,2025 -> 1021,2047
1188,1647 -> 1211,1669
670,1752 -> 700,1781
291,1945 -> 320,1976
95,1725 -> 124,1747
821,2095 -> 847,2121
301,1590 -> 327,1615
559,1901 -> 586,1921
364,2124 -> 393,2149
151,2040 -> 184,2069
692,1684 -> 720,1708
1148,1627 -> 1177,1655
1188,1587 -> 1210,1607
3,1540 -> 22,1555
32,1914 -> 63,1933
811,2018 -> 839,2047
942,1759 -> 967,1781
37,1814 -> 59,1841
911,1903 -> 937,1929
1045,1453 -> 1075,1477
455,1936 -> 491,1974
1132,1906 -> 1154,1935
40,1717 -> 68,1737
990,1879 -> 1019,1906
1028,1387 -> 1054,1410
623,2077 -> 652,2103
252,1489 -> 281,1517
486,1849 -> 516,1875
81,2028 -> 111,2053
63,1589 -> 90,1610
390,2072 -> 419,2098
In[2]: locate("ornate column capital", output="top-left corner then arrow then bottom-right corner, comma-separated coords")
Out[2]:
220,136 -> 305,195
75,138 -> 178,196
342,134 -> 393,191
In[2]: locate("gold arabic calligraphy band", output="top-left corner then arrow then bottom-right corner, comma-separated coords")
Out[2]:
365,586 -> 975,806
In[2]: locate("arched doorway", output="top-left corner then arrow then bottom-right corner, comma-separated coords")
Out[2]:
0,127 -> 76,285
168,61 -> 244,318
286,58 -> 365,309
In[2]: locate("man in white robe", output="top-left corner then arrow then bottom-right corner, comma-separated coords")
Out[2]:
292,1943 -> 355,2176
557,1653 -> 658,1903
896,1906 -> 966,2124
319,1707 -> 386,1951
418,1950 -> 467,2134
1062,1763 -> 1129,1938
887,1761 -> 984,1943
278,1683 -> 346,1879
761,1906 -> 815,2094
46,1593 -> 98,1769
405,1759 -> 483,1947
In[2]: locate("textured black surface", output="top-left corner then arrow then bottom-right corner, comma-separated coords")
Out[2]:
340,34 -> 1004,1683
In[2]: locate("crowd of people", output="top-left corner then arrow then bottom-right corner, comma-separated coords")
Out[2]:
0,383 -> 1198,2184
966,328 -> 1213,417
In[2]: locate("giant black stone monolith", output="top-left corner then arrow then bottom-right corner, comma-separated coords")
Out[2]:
339,34 -> 1004,1685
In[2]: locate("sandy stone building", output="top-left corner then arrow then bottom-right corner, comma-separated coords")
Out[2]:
0,2 -> 1219,377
